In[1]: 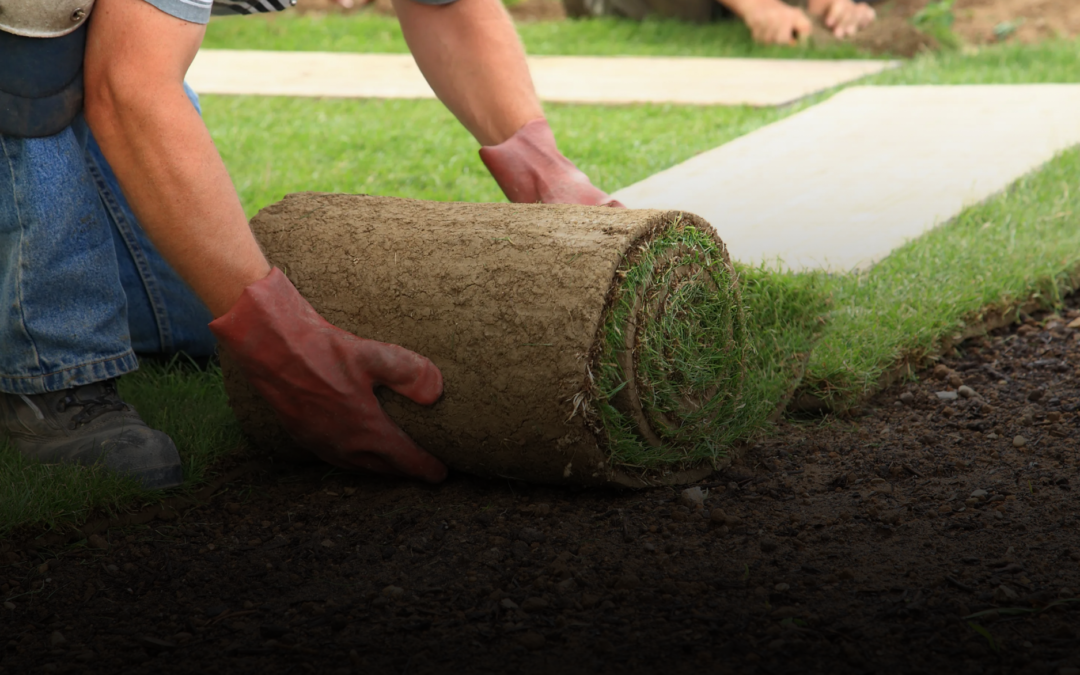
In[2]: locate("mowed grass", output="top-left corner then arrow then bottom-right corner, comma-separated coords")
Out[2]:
5,31 -> 1080,534
210,97 -> 804,217
0,361 -> 241,536
202,11 -> 873,59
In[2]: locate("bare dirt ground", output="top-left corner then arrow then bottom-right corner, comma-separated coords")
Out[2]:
848,0 -> 1080,55
3,289 -> 1079,673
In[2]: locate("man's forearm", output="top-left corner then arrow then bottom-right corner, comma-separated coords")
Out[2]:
393,0 -> 544,146
85,0 -> 270,317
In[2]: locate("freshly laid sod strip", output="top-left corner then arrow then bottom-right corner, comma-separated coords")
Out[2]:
202,13 -> 874,59
0,360 -> 240,537
187,50 -> 897,106
798,147 -> 1080,409
224,194 -> 766,485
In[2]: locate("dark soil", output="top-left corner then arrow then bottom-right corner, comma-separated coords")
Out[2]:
3,294 -> 1080,674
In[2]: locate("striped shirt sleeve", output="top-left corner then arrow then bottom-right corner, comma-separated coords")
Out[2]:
211,0 -> 298,15
143,0 -> 215,24
142,0 -> 294,24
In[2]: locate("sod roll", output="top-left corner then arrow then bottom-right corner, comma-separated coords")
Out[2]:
223,194 -> 747,487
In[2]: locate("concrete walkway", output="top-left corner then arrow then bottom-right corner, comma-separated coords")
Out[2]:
187,50 -> 897,106
612,85 -> 1080,271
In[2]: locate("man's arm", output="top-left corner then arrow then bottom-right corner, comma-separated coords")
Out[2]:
84,0 -> 447,482
392,0 -> 542,147
84,0 -> 269,317
394,0 -> 621,206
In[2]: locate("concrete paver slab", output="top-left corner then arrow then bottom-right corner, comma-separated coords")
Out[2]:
612,85 -> 1080,270
187,50 -> 897,106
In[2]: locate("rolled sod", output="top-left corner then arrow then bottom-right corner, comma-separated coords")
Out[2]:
223,194 -> 747,487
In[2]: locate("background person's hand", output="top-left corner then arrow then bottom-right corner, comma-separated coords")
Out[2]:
809,0 -> 876,38
736,0 -> 813,45
210,268 -> 448,483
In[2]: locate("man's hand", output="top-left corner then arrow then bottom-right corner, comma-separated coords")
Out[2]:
210,269 -> 448,483
808,0 -> 875,38
480,119 -> 623,207
726,0 -> 812,45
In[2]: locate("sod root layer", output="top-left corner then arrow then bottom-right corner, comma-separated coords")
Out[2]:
223,194 -> 746,487
4,295 -> 1080,674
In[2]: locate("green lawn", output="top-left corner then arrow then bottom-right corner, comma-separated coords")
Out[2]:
5,26 -> 1080,536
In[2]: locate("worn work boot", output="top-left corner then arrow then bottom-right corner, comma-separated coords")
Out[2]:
0,380 -> 183,490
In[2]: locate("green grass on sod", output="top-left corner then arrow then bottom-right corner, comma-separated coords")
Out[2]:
594,220 -> 748,469
202,12 -> 873,59
800,147 -> 1080,408
6,38 -> 1080,534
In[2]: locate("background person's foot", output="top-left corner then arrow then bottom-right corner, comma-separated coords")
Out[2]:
0,380 -> 183,490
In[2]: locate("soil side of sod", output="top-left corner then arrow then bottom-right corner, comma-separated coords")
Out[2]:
3,294 -> 1079,674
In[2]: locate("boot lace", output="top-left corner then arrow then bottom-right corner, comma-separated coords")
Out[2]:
56,380 -> 129,430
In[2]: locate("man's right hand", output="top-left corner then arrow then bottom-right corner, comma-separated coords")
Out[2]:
209,268 -> 448,483
727,0 -> 812,45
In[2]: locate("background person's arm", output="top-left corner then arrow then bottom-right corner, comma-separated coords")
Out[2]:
84,0 -> 270,317
392,0 -> 543,147
718,0 -> 812,45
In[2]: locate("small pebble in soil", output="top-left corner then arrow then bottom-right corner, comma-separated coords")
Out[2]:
516,631 -> 545,650
500,598 -> 519,610
774,583 -> 790,592
993,585 -> 1019,602
679,487 -> 706,510
1013,436 -> 1028,448
899,392 -> 914,404
936,391 -> 958,401
970,489 -> 988,501
957,385 -> 976,399
556,578 -> 577,594
3,602 -> 15,610
87,534 -> 108,549
615,573 -> 641,590
521,597 -> 548,611
1028,389 -> 1045,402
49,631 -> 66,648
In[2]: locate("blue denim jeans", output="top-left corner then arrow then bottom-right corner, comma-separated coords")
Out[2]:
0,84 -> 216,395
